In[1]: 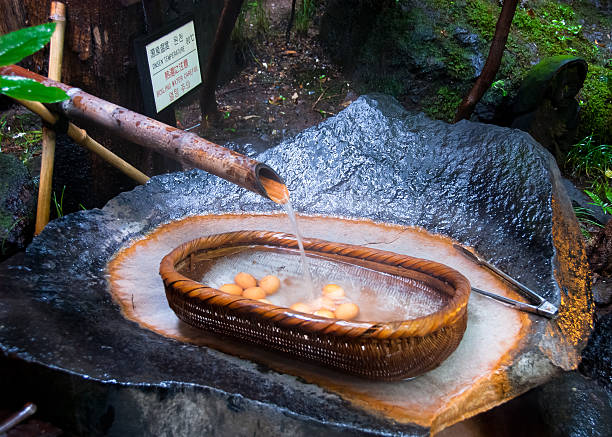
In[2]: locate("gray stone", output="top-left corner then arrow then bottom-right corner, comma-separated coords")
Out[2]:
562,177 -> 611,226
453,27 -> 479,47
469,53 -> 485,78
439,371 -> 612,437
582,0 -> 612,15
580,313 -> 612,389
0,95 -> 592,436
0,153 -> 36,260
591,279 -> 612,306
536,372 -> 612,437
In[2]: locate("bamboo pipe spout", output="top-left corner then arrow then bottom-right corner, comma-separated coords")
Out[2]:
0,65 -> 289,204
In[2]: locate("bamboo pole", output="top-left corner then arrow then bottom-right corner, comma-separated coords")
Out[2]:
17,99 -> 150,185
35,1 -> 66,235
1,64 -> 285,202
47,2 -> 65,81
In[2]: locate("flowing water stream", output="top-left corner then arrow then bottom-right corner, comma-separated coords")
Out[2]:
260,176 -> 317,301
282,199 -> 316,301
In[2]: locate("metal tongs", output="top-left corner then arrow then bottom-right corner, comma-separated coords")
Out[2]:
453,244 -> 558,319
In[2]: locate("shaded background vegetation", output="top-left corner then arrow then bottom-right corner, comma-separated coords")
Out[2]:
319,0 -> 610,145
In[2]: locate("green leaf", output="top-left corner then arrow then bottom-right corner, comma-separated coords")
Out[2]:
0,75 -> 68,102
585,189 -> 612,215
0,23 -> 56,66
585,190 -> 602,205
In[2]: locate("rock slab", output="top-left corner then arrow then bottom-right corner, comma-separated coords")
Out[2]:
0,95 -> 592,436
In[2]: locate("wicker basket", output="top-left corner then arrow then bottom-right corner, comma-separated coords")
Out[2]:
159,231 -> 470,380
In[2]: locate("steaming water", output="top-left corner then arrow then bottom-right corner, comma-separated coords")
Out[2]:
196,248 -> 447,321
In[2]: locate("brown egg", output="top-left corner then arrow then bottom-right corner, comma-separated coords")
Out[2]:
259,275 -> 281,295
242,286 -> 266,299
234,272 -> 257,289
314,309 -> 335,318
322,283 -> 345,299
335,302 -> 360,320
290,302 -> 311,314
219,283 -> 243,295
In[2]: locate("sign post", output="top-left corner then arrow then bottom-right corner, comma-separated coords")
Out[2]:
135,16 -> 203,117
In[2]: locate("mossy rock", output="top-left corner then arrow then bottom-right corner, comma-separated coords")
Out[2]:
0,153 -> 36,259
512,56 -> 588,116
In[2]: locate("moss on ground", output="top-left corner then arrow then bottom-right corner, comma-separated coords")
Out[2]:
423,86 -> 463,122
464,0 -> 499,40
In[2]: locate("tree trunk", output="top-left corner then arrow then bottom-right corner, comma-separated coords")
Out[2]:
286,0 -> 297,42
453,0 -> 519,123
1,0 -> 178,209
199,0 -> 244,117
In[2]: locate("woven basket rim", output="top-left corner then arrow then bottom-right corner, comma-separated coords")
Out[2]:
159,230 -> 471,339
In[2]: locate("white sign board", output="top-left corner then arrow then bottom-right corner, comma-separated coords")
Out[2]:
145,21 -> 202,113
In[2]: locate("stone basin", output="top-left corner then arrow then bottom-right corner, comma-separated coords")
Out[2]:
0,95 -> 592,436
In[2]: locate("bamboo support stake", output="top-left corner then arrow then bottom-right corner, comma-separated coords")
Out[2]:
35,1 -> 66,235
47,2 -> 65,80
17,99 -> 150,185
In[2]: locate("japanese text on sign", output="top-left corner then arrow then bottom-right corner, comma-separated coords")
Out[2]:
145,21 -> 202,113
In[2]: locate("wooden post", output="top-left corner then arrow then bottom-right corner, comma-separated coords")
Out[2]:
199,0 -> 245,116
139,0 -> 182,174
140,0 -> 176,128
35,1 -> 66,235
285,0 -> 297,42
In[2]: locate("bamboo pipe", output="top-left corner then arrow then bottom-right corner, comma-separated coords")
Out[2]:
0,65 -> 288,203
35,1 -> 67,235
17,99 -> 150,185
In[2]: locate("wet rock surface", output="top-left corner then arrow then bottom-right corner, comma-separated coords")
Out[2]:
535,371 -> 612,437
580,313 -> 612,389
0,95 -> 592,435
562,177 -> 611,226
0,153 -> 36,261
439,371 -> 612,437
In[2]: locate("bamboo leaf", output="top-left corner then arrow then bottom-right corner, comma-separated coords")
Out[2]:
0,76 -> 68,102
0,23 -> 56,66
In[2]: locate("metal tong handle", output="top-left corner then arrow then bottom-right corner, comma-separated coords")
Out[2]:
0,402 -> 37,433
454,244 -> 558,318
471,287 -> 557,317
